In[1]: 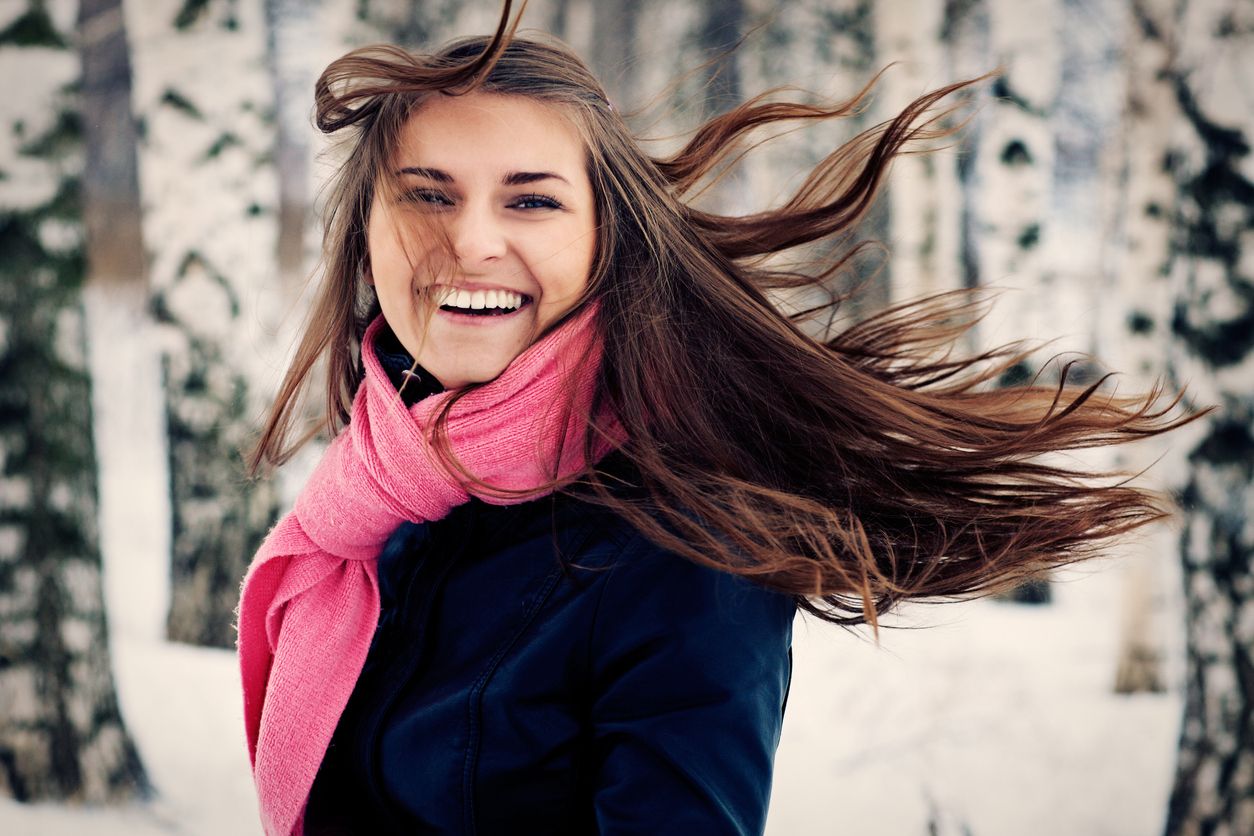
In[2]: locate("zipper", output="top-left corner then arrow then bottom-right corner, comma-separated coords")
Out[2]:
355,525 -> 468,832
459,515 -> 606,835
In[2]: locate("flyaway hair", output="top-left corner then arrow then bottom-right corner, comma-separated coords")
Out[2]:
251,0 -> 1205,630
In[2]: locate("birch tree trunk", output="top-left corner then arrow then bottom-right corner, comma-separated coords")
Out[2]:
1145,0 -> 1254,832
738,0 -> 887,323
975,0 -> 1064,605
265,0 -> 320,288
942,0 -> 990,296
1051,0 -> 1122,352
626,0 -> 747,215
1106,0 -> 1186,697
79,0 -> 171,650
974,0 -> 1062,366
125,0 -> 282,648
739,0 -> 878,197
346,0 -> 461,49
0,0 -> 147,801
875,0 -> 963,305
586,0 -> 643,109
1049,0 -> 1164,659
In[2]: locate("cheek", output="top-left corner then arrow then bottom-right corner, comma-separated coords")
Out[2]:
365,216 -> 396,281
539,254 -> 591,312
555,226 -> 596,289
368,219 -> 436,288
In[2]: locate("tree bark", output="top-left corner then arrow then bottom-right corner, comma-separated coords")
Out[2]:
738,0 -> 888,324
79,0 -> 171,649
941,0 -> 990,296
125,0 -> 283,648
1105,0 -> 1182,698
973,0 -> 1061,364
1148,0 -> 1254,832
0,0 -> 147,802
875,0 -> 963,305
264,0 -> 320,288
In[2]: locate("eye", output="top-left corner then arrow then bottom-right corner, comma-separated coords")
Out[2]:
403,189 -> 454,208
511,193 -> 564,211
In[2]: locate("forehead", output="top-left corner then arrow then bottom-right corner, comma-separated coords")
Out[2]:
394,92 -> 586,173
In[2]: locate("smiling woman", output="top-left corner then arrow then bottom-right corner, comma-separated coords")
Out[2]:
367,92 -> 597,389
236,1 -> 1198,834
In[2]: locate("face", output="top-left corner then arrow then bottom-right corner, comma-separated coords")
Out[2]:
366,92 -> 598,389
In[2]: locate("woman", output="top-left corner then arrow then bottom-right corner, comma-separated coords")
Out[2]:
239,4 -> 1194,835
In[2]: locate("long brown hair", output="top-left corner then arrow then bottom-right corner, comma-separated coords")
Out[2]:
251,0 -> 1201,628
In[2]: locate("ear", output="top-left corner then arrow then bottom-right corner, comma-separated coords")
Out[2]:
361,258 -> 374,287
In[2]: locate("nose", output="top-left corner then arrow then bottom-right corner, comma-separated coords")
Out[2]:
449,201 -> 507,268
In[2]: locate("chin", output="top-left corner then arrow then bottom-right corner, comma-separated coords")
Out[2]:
425,357 -> 513,390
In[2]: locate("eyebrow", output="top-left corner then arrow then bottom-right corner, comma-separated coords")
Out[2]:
397,166 -> 571,187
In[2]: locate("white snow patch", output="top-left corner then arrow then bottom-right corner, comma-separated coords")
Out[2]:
0,666 -> 40,723
59,617 -> 94,656
0,477 -> 31,510
0,525 -> 21,559
0,640 -> 262,835
84,284 -> 172,646
766,554 -> 1182,835
52,306 -> 86,370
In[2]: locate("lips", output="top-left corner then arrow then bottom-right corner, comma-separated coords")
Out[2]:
426,283 -> 534,313
435,294 -> 534,323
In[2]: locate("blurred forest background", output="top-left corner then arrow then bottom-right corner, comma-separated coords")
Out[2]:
0,0 -> 1250,833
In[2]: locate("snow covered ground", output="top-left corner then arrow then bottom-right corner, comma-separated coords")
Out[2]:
0,541 -> 1181,835
769,551 -> 1181,836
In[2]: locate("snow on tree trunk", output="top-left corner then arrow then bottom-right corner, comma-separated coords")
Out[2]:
341,0 -> 478,50
1105,0 -> 1186,698
624,0 -> 747,216
874,0 -> 963,304
738,0 -> 878,201
972,0 -> 1061,368
586,0 -> 643,110
124,0 -> 283,648
1050,0 -> 1122,351
264,0 -> 321,288
79,0 -> 171,648
969,0 -> 1063,605
941,0 -> 990,296
0,0 -> 147,802
1145,0 -> 1254,832
737,0 -> 887,322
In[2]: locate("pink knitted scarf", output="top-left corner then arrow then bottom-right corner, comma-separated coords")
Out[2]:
237,306 -> 614,835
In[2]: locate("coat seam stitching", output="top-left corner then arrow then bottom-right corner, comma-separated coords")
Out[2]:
461,520 -> 606,834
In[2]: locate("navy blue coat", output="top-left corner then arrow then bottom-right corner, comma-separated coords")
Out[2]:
303,334 -> 796,834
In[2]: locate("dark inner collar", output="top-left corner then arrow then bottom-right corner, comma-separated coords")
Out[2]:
374,322 -> 445,407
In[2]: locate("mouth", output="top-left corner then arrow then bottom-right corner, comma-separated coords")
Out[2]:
430,285 -> 534,318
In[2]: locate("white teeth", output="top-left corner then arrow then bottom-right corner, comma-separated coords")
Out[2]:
433,285 -> 525,311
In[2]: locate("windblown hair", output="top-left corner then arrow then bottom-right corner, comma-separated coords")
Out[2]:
251,0 -> 1200,628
